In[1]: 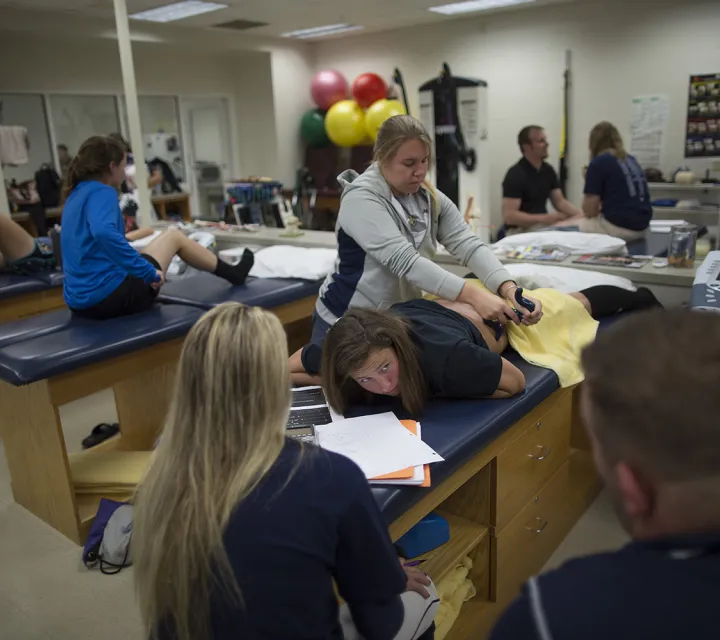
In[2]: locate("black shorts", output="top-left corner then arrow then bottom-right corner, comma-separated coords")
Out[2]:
71,254 -> 161,321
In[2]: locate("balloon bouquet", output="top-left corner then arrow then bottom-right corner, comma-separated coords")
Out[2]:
300,69 -> 407,148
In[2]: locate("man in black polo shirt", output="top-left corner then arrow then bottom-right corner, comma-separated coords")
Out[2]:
491,310 -> 720,640
502,125 -> 582,234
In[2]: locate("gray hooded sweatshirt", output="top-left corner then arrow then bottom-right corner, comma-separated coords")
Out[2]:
315,163 -> 513,326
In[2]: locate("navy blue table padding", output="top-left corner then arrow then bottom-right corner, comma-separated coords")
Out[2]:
0,309 -> 75,349
371,352 -> 560,523
33,270 -> 65,287
158,274 -> 322,310
0,304 -> 204,386
0,274 -> 49,300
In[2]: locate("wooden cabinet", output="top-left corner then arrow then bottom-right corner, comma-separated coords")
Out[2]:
389,387 -> 602,639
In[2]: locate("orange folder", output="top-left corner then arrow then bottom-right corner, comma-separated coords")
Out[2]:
371,420 -> 431,487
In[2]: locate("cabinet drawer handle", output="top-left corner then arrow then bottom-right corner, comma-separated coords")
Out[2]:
528,446 -> 552,461
524,517 -> 548,534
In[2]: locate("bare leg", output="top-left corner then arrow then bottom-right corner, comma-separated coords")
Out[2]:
0,215 -> 36,262
141,229 -> 217,273
434,298 -> 508,353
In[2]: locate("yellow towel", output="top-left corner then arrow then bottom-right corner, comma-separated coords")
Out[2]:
434,556 -> 477,640
68,450 -> 152,493
429,281 -> 599,387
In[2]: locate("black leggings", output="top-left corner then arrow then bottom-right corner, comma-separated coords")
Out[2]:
579,286 -> 663,318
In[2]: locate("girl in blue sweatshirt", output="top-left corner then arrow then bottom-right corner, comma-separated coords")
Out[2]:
61,135 -> 253,320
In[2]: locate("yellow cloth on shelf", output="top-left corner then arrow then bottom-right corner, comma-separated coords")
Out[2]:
434,556 -> 477,640
68,450 -> 152,494
428,280 -> 599,387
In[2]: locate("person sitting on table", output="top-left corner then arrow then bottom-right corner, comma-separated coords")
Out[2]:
61,135 -> 253,320
490,310 -> 720,640
309,114 -> 543,351
502,125 -> 583,235
0,214 -> 56,275
133,303 -> 439,640
554,121 -> 652,241
289,285 -> 662,414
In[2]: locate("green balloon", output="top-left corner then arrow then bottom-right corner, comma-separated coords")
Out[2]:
300,109 -> 331,147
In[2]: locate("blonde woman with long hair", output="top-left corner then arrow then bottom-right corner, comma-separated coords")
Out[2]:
557,121 -> 652,241
133,303 -> 439,640
290,114 -> 542,386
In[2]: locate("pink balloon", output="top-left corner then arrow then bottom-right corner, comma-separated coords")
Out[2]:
311,69 -> 349,111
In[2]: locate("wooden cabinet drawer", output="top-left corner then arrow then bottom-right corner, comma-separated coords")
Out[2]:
494,459 -> 585,604
495,396 -> 571,530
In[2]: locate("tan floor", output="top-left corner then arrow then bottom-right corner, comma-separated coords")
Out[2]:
0,390 -> 629,639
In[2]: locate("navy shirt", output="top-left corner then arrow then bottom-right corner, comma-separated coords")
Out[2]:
302,299 -> 503,400
491,533 -> 720,640
502,158 -> 560,223
584,152 -> 652,231
210,439 -> 407,640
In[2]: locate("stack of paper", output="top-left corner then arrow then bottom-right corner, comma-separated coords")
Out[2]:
649,219 -> 688,233
370,421 -> 431,486
314,412 -> 442,484
68,450 -> 152,495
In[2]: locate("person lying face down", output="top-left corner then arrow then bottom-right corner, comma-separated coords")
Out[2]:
308,298 -> 527,417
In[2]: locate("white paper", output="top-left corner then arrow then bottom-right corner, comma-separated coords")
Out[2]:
315,413 -> 443,479
369,423 -> 425,485
630,95 -> 670,168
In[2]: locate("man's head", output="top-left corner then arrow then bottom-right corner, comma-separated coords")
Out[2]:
57,144 -> 69,161
518,126 -> 548,161
581,310 -> 720,540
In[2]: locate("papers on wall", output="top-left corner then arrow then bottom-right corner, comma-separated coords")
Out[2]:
630,95 -> 670,168
315,412 -> 443,479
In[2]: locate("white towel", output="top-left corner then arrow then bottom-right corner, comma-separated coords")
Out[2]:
0,126 -> 29,165
493,231 -> 627,256
249,246 -> 337,281
505,263 -> 636,294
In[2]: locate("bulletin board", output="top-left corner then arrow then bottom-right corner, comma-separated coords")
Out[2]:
686,73 -> 720,157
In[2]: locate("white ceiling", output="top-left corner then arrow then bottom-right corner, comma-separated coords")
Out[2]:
0,0 -> 581,40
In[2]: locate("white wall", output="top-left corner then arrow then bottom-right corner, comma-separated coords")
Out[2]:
0,30 -> 278,182
311,0 -> 720,224
269,46 -> 317,185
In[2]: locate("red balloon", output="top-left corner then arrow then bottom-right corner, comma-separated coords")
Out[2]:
352,73 -> 388,109
311,70 -> 349,111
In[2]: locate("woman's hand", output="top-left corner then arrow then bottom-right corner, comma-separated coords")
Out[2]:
151,270 -> 166,290
402,564 -> 431,599
498,282 -> 543,326
458,283 -> 520,326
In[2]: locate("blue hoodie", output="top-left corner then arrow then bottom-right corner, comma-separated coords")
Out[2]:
61,180 -> 158,310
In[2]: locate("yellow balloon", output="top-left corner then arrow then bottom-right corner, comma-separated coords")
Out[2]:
365,99 -> 407,140
324,100 -> 367,147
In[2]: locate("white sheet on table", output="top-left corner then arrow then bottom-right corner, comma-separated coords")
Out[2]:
249,245 -> 338,281
493,231 -> 627,256
505,263 -> 636,293
315,412 -> 442,479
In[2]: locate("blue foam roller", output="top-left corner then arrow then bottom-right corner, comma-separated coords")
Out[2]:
395,512 -> 450,559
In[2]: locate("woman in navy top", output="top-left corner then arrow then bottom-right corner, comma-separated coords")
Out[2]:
133,303 -> 438,640
60,135 -> 253,320
571,121 -> 652,241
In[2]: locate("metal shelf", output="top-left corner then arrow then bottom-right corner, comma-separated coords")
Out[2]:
648,182 -> 720,191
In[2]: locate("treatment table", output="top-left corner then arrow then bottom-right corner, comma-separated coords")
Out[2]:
0,276 -> 321,543
0,271 -> 65,322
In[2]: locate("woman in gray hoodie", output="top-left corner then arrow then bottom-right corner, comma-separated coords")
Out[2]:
309,115 -> 542,347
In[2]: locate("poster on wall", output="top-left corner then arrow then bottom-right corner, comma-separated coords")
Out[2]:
685,73 -> 720,158
629,95 -> 669,168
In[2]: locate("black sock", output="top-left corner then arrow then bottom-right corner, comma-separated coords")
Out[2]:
580,285 -> 663,318
213,249 -> 254,286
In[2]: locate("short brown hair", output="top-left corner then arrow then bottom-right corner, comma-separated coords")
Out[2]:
582,310 -> 720,481
588,121 -> 627,160
518,125 -> 543,152
321,308 -> 427,417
